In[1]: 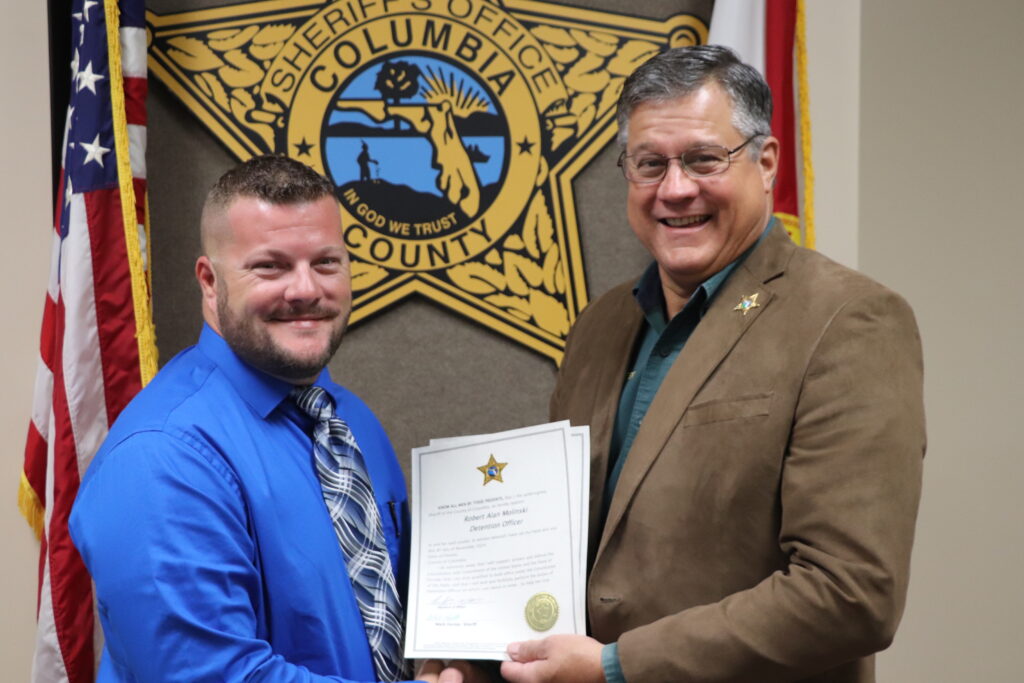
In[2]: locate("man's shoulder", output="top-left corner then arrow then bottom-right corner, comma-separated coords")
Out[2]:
125,345 -> 209,411
557,278 -> 642,383
730,225 -> 911,318
775,242 -> 912,313
75,344 -> 248,512
102,343 -> 241,451
735,237 -> 921,363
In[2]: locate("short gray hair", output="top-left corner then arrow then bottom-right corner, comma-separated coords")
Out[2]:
616,45 -> 773,155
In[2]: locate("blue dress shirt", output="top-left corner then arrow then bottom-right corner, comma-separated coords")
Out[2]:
70,325 -> 411,682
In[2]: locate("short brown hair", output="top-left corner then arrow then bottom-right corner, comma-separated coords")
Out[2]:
205,154 -> 336,210
200,155 -> 337,253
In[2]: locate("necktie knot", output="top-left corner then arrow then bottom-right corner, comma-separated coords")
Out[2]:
291,385 -> 334,422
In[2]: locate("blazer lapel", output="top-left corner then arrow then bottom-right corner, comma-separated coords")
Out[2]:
576,289 -> 645,561
596,224 -> 795,561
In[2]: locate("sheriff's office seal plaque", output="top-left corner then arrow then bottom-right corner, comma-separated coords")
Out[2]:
147,0 -> 709,361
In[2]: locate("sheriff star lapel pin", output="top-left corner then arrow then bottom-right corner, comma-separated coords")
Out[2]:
734,293 -> 761,316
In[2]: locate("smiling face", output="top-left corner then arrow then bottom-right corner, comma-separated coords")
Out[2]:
625,83 -> 778,312
196,194 -> 351,384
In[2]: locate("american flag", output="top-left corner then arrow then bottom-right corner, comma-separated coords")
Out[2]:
19,0 -> 156,680
709,0 -> 815,247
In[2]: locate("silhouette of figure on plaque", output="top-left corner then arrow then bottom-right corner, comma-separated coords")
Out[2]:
357,141 -> 378,182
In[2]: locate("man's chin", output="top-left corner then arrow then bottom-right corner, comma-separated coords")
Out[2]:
270,342 -> 336,375
258,350 -> 332,383
225,336 -> 335,383
269,329 -> 346,380
269,363 -> 328,384
270,335 -> 335,362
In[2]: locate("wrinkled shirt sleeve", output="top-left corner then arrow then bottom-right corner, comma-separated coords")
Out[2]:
70,429 -> 375,683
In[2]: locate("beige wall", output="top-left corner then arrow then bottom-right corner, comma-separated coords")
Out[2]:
3,1 -> 1021,680
860,1 -> 1024,679
808,1 -> 1024,678
805,0 -> 860,269
2,2 -> 54,681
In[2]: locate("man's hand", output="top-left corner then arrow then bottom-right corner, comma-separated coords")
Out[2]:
500,635 -> 605,683
416,659 -> 500,683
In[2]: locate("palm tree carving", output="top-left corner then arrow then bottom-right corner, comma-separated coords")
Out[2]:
374,60 -> 422,130
339,66 -> 489,216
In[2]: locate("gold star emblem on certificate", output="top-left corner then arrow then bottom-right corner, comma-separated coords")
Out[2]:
477,455 -> 507,486
734,293 -> 761,316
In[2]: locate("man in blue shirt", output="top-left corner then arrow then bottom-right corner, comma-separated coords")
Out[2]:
70,156 -> 471,682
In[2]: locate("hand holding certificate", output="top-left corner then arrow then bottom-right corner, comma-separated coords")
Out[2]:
405,421 -> 589,661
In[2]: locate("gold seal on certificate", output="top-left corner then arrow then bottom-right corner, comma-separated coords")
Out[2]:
525,593 -> 559,632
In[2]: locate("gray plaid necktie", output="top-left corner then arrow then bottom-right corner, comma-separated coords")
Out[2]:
291,385 -> 409,681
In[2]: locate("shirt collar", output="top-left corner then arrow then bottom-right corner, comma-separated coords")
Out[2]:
633,217 -> 776,321
197,323 -> 331,419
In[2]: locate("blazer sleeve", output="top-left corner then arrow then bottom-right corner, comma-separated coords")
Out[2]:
616,288 -> 926,681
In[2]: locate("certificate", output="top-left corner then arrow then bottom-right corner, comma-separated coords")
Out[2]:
405,421 -> 589,660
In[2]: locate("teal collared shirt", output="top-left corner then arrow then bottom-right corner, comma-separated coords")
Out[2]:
604,256 -> 741,501
600,219 -> 773,683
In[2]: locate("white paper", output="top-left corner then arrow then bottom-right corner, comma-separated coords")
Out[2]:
406,422 -> 589,660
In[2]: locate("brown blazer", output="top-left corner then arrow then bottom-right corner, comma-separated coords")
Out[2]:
550,225 -> 925,682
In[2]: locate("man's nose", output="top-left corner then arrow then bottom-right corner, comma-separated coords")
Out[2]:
656,159 -> 701,201
284,265 -> 320,303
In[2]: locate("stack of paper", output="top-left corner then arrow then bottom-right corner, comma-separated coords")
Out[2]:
405,421 -> 590,660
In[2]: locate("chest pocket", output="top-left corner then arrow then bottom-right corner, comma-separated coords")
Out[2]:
377,499 -> 404,564
682,392 -> 773,427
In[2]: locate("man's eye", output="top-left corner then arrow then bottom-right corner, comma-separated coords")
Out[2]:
253,262 -> 282,272
635,156 -> 667,169
687,152 -> 726,165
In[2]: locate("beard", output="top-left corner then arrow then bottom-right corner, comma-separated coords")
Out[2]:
216,287 -> 348,383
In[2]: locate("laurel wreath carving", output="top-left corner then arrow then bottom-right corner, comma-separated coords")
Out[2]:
351,261 -> 390,291
446,183 -> 569,337
164,24 -> 295,151
528,25 -> 660,151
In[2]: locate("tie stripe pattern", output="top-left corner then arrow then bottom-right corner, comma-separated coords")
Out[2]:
292,386 -> 408,681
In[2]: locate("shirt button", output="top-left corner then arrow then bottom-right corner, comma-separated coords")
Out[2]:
657,348 -> 670,358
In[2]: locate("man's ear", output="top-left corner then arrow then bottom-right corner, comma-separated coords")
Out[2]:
195,256 -> 219,324
757,136 -> 780,192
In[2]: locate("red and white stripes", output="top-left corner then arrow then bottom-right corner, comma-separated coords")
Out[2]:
23,2 -> 154,681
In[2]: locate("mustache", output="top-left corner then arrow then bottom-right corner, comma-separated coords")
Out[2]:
268,304 -> 340,319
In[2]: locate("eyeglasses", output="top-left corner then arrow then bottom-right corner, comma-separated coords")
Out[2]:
617,135 -> 761,184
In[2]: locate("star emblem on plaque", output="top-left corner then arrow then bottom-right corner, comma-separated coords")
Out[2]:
477,454 -> 507,485
146,0 -> 708,362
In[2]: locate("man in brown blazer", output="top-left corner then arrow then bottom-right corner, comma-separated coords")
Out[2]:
501,46 -> 924,682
